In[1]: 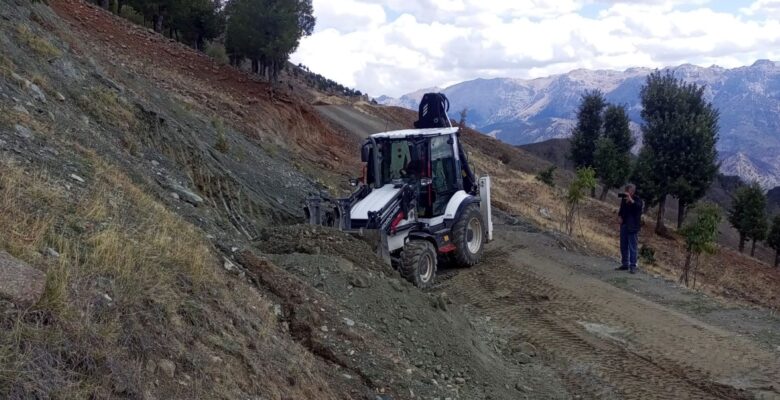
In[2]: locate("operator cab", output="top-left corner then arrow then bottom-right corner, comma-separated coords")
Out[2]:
362,128 -> 475,217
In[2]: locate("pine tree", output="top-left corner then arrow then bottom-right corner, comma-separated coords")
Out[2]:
728,183 -> 767,255
169,0 -> 224,50
669,85 -> 720,229
126,0 -> 173,32
767,215 -> 780,267
569,90 -> 606,170
225,0 -> 314,79
637,71 -> 719,236
749,212 -> 768,257
594,104 -> 634,200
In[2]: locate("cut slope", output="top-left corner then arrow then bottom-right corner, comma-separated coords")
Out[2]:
1,1 -> 569,399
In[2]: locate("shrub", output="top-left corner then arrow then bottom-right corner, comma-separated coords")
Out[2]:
15,24 -> 61,58
679,202 -> 721,287
564,167 -> 596,236
213,119 -> 229,153
535,166 -> 556,187
204,41 -> 229,65
119,5 -> 145,26
639,245 -> 656,265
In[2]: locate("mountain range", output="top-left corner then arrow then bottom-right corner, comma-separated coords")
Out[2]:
378,61 -> 780,189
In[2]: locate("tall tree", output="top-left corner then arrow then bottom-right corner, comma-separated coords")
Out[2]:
225,0 -> 315,79
569,90 -> 606,170
728,183 -> 767,254
593,104 -> 634,200
669,85 -> 720,229
748,211 -> 768,257
768,215 -> 780,267
637,71 -> 719,236
170,0 -> 223,50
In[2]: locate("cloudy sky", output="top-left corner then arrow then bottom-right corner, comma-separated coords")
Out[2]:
290,0 -> 780,97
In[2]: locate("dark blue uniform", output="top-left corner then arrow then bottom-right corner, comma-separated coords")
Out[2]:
618,195 -> 643,271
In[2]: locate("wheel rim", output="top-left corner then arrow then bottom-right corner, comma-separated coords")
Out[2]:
466,217 -> 482,254
419,252 -> 434,283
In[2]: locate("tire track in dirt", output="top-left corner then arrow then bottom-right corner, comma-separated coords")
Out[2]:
441,231 -> 768,399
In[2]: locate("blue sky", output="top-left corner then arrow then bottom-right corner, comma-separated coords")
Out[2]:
291,0 -> 780,97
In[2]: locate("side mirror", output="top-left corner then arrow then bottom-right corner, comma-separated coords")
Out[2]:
361,144 -> 371,163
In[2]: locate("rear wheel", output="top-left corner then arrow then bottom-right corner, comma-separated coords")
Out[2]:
452,203 -> 485,267
400,240 -> 437,288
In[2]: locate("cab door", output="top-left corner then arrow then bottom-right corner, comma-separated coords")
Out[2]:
430,135 -> 460,216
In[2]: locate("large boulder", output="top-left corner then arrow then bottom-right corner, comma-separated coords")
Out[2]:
0,251 -> 45,307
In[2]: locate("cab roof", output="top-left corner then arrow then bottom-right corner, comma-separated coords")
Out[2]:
370,127 -> 459,140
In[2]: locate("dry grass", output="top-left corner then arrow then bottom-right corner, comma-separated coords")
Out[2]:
213,119 -> 229,153
30,73 -> 52,95
0,160 -> 61,260
15,24 -> 61,59
469,150 -> 617,255
0,54 -> 14,78
466,137 -> 780,310
0,150 -> 345,398
0,154 -> 218,398
0,103 -> 54,137
76,87 -> 136,130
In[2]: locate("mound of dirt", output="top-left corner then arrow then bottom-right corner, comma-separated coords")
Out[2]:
251,225 -> 568,399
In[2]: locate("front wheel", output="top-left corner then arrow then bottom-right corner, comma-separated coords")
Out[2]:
452,203 -> 485,267
399,240 -> 437,288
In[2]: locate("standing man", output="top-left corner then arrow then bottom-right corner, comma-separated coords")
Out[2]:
617,184 -> 643,274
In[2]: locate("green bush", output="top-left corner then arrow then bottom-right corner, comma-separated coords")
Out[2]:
639,245 -> 655,264
535,166 -> 556,187
120,5 -> 145,26
204,41 -> 229,65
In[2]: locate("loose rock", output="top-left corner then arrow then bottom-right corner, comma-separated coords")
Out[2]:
157,359 -> 176,378
349,275 -> 370,288
517,342 -> 537,357
14,124 -> 32,139
0,251 -> 45,307
170,183 -> 203,206
70,174 -> 85,183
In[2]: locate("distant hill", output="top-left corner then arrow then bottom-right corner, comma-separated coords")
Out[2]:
518,139 -> 573,171
379,61 -> 780,189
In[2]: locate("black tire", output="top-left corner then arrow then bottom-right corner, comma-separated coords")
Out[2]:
452,203 -> 485,267
399,240 -> 437,288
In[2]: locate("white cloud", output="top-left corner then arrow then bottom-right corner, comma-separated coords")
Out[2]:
291,0 -> 780,97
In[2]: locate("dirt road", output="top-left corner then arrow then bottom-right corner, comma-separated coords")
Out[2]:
438,216 -> 780,400
315,104 -> 403,139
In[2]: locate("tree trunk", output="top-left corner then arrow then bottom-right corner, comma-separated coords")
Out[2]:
153,15 -> 164,33
680,249 -> 692,287
117,0 -> 123,14
738,233 -> 745,253
775,250 -> 779,267
676,201 -> 686,229
590,187 -> 597,198
599,185 -> 609,201
99,0 -> 109,9
655,194 -> 668,236
750,239 -> 757,257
